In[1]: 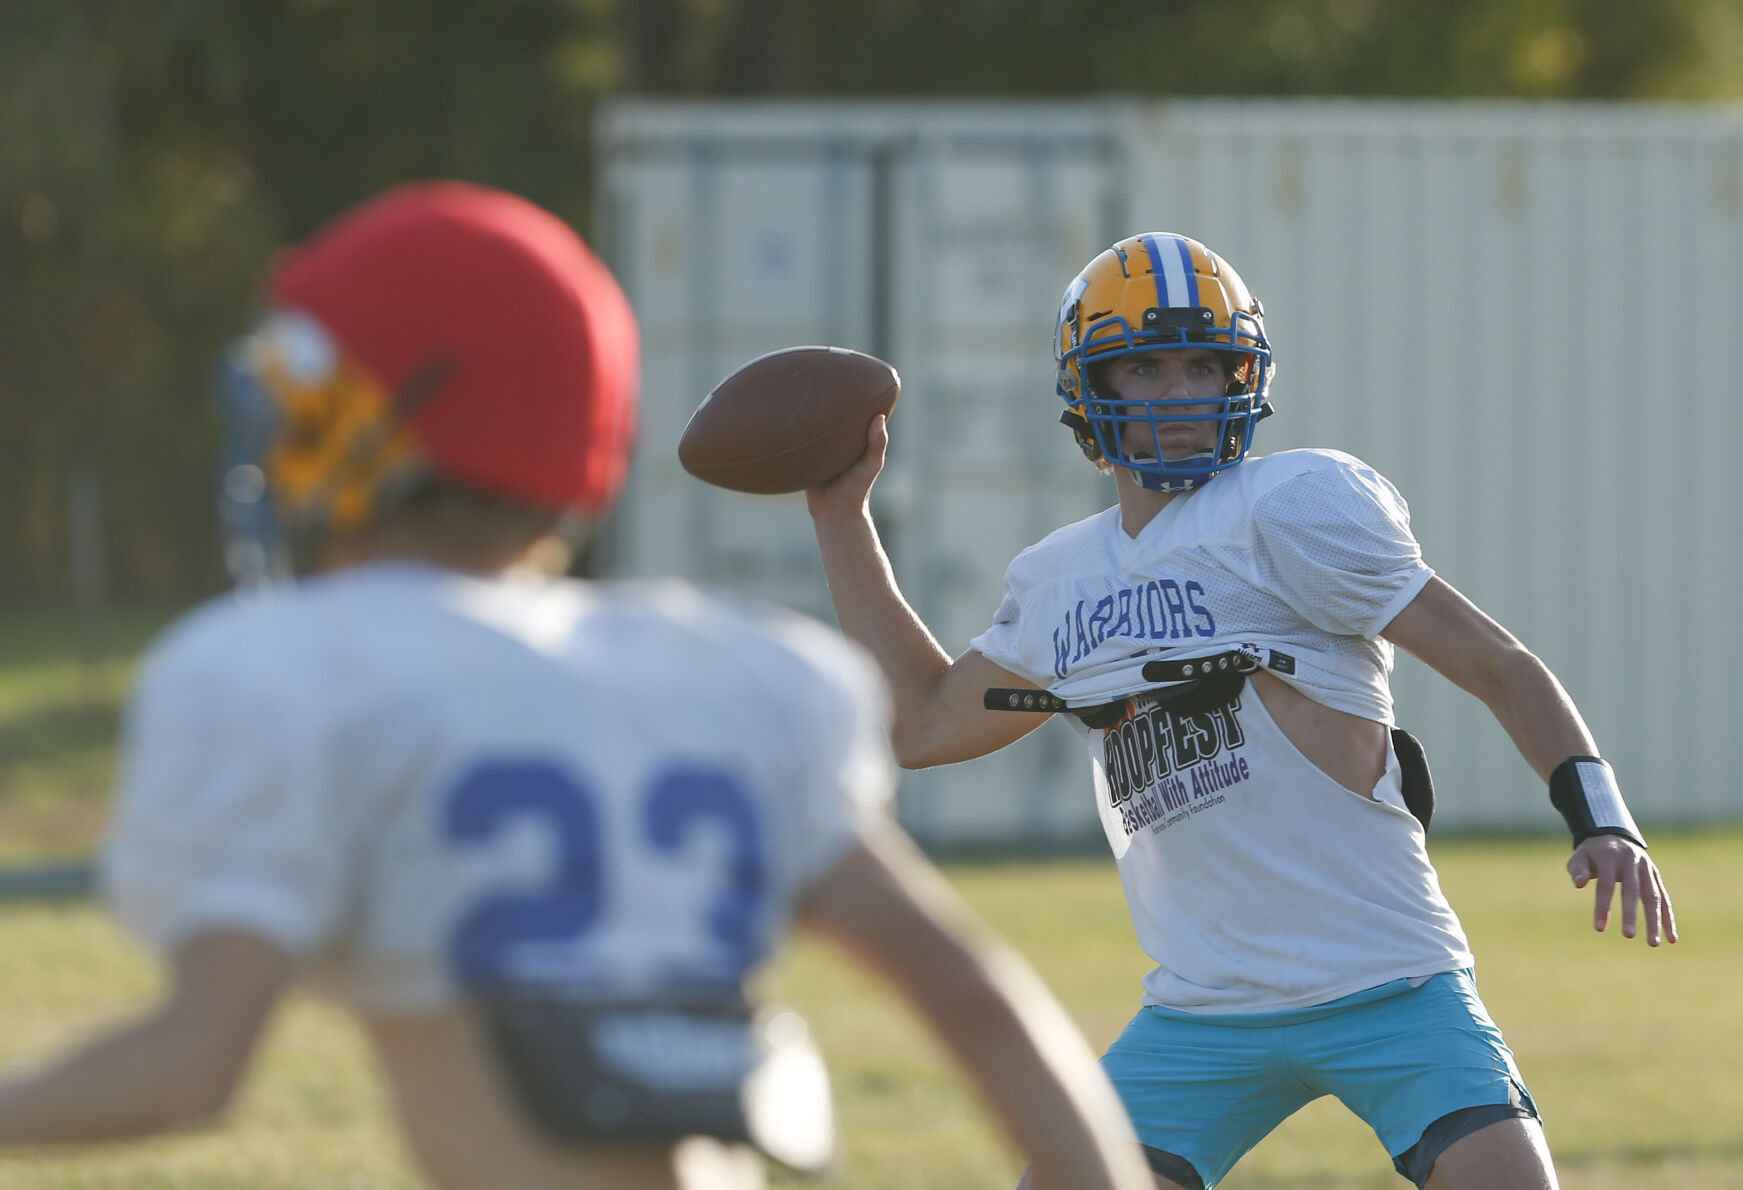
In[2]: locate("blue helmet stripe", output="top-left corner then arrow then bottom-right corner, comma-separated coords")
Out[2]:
1173,235 -> 1200,307
1141,233 -> 1170,306
1143,233 -> 1198,312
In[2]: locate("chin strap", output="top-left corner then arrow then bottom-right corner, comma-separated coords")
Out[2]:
1133,456 -> 1217,494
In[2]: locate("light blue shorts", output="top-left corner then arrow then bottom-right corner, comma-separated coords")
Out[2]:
1101,969 -> 1537,1189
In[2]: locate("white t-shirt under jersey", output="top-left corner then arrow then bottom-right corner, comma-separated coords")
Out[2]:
104,563 -> 895,1012
971,449 -> 1473,1013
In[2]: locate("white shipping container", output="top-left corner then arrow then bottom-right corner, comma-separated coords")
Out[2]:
595,97 -> 1743,844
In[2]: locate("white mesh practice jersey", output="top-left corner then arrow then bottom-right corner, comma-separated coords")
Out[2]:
971,450 -> 1469,1013
971,448 -> 1435,720
103,563 -> 895,1012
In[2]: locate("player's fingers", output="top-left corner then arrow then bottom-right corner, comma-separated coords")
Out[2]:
806,416 -> 887,511
1592,869 -> 1617,932
1652,866 -> 1679,945
840,415 -> 887,481
1566,849 -> 1595,888
847,414 -> 890,486
1619,857 -> 1641,939
1637,858 -> 1666,946
867,413 -> 890,460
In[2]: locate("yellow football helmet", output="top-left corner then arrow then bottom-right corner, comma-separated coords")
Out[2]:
1056,232 -> 1273,493
215,310 -> 426,583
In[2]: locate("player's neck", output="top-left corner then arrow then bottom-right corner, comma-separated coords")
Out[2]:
1115,470 -> 1177,538
314,525 -> 570,579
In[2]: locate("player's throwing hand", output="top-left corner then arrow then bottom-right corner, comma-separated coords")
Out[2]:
806,412 -> 889,519
1569,835 -> 1678,945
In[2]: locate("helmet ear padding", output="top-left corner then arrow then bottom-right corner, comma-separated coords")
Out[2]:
1058,409 -> 1108,467
1225,353 -> 1255,394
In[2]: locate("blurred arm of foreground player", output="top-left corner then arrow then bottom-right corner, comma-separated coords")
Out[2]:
0,931 -> 290,1142
797,819 -> 1153,1190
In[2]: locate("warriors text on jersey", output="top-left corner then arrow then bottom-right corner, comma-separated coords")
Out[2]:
971,449 -> 1473,1013
103,563 -> 895,1011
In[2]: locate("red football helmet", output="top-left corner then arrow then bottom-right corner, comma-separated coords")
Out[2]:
217,181 -> 639,580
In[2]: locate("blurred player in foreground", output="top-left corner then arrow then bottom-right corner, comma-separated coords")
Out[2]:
0,182 -> 1153,1190
806,232 -> 1677,1190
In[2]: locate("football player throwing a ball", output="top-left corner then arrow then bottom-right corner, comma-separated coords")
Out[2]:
806,232 -> 1677,1190
0,184 -> 1153,1190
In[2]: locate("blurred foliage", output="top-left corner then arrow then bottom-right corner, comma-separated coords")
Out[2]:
4,0 -> 1742,605
0,0 -> 616,604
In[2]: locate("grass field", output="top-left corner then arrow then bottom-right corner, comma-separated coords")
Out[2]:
0,836 -> 1737,1189
1,610 -> 1739,1187
0,606 -> 176,863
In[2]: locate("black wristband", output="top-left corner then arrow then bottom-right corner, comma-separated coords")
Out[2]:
1548,755 -> 1646,850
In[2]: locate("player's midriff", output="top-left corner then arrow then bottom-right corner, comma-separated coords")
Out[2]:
1245,670 -> 1387,797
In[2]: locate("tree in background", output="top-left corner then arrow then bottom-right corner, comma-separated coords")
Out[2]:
3,0 -> 1740,605
1,0 -> 615,603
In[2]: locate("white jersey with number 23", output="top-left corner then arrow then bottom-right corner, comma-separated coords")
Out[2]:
103,562 -> 895,1012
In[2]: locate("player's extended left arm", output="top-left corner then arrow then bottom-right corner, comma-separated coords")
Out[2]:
0,930 -> 291,1143
1383,576 -> 1677,946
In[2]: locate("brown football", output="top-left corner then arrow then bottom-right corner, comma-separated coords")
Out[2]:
678,346 -> 900,494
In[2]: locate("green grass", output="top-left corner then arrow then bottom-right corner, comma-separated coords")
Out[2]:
0,607 -> 177,862
3,609 -> 1738,1186
0,835 -> 1737,1189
